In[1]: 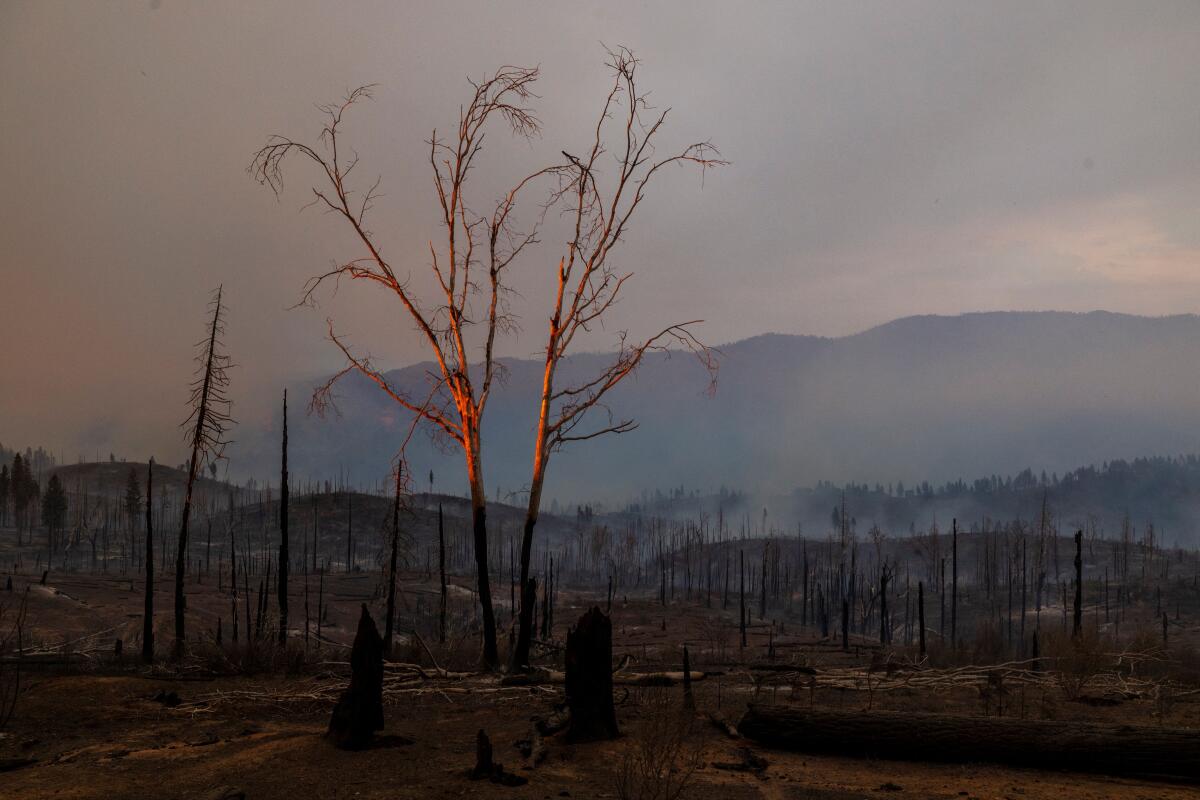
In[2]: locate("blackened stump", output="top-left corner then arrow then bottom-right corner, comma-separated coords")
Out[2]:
469,729 -> 528,786
564,607 -> 619,742
471,729 -> 494,779
327,604 -> 385,749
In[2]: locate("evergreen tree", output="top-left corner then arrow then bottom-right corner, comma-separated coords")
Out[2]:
123,467 -> 142,529
42,473 -> 67,536
11,454 -> 36,531
0,464 -> 9,527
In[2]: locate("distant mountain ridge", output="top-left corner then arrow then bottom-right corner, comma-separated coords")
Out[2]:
233,311 -> 1200,521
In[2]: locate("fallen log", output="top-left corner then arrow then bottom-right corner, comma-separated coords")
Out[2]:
615,670 -> 705,686
738,705 -> 1200,781
747,663 -> 816,674
500,669 -> 706,687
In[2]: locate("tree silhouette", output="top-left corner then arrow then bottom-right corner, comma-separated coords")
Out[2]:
41,473 -> 67,541
174,287 -> 234,659
510,47 -> 723,669
0,464 -> 9,528
253,68 -> 555,669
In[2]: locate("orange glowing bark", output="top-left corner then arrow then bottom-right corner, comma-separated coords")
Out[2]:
511,47 -> 723,671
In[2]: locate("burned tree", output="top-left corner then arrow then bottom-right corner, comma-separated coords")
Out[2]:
564,607 -> 619,742
174,287 -> 234,658
438,503 -> 447,644
142,459 -> 154,664
278,390 -> 289,645
252,71 -> 554,670
918,580 -> 926,659
328,604 -> 385,749
1073,530 -> 1083,638
512,48 -> 724,669
383,463 -> 408,656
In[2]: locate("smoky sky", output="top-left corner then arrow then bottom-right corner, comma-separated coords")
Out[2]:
2,0 -> 1198,468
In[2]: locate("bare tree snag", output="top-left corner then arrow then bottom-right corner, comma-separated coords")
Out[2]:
175,287 -> 233,659
564,607 -> 619,742
510,47 -> 723,670
917,581 -> 926,659
327,604 -> 385,750
951,518 -> 958,649
739,550 -> 746,648
1073,530 -> 1083,638
142,459 -> 154,664
739,706 -> 1200,780
278,390 -> 288,645
383,464 -> 404,656
438,503 -> 447,644
879,566 -> 890,644
252,72 -> 556,671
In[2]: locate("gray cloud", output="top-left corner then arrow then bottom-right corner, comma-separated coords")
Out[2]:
2,0 -> 1198,468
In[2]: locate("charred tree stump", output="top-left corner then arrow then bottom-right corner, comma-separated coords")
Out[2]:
739,705 -> 1200,780
327,604 -> 384,750
469,729 -> 527,786
564,607 -> 619,742
471,729 -> 494,779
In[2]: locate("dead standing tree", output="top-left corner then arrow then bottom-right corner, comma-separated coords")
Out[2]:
278,389 -> 289,645
252,73 -> 554,670
383,460 -> 412,656
174,286 -> 234,659
511,48 -> 723,670
142,459 -> 154,664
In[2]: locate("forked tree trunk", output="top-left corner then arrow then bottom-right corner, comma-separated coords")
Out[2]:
564,607 -> 618,742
